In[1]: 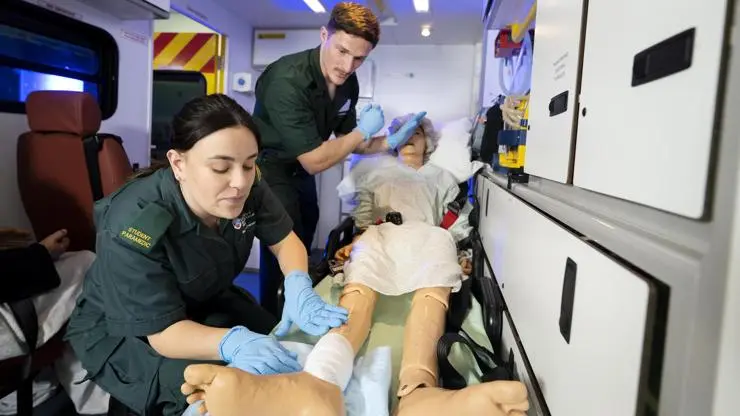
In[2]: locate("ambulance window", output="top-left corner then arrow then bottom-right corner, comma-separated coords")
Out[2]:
0,1 -> 118,119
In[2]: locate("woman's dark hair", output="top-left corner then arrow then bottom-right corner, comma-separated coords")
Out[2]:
131,94 -> 261,179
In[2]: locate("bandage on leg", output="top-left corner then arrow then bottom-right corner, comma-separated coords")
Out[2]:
300,283 -> 377,393
397,287 -> 450,398
303,333 -> 355,391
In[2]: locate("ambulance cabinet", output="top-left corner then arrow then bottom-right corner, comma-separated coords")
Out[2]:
524,0 -> 587,184
476,177 -> 660,415
572,0 -> 727,218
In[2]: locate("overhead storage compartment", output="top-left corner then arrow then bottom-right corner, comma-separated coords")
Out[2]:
78,0 -> 170,20
523,0 -> 587,184
572,0 -> 729,218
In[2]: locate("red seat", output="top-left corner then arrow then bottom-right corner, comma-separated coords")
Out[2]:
16,91 -> 133,252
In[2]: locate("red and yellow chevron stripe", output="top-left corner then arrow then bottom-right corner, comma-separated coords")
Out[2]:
153,32 -> 223,94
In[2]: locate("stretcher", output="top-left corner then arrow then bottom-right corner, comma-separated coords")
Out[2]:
279,211 -> 511,411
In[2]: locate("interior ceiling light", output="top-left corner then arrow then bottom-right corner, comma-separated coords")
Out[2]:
413,0 -> 429,13
421,25 -> 431,37
304,0 -> 326,13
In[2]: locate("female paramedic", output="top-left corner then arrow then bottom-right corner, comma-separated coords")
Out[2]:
65,94 -> 348,416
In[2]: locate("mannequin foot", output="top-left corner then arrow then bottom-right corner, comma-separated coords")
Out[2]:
395,380 -> 529,416
182,364 -> 345,416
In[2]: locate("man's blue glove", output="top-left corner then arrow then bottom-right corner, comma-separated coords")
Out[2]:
219,326 -> 302,375
275,271 -> 349,337
356,103 -> 385,141
387,111 -> 427,149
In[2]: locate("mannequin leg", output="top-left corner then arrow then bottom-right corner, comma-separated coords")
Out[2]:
327,283 -> 378,353
394,287 -> 530,416
180,283 -> 378,416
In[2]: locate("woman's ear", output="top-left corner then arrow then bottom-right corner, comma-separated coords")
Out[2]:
166,150 -> 186,181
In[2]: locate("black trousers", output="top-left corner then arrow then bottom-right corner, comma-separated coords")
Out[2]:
258,171 -> 319,317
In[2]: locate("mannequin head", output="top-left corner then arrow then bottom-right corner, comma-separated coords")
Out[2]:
397,127 -> 427,169
388,113 -> 438,170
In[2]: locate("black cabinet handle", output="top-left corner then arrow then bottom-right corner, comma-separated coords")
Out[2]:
559,257 -> 578,343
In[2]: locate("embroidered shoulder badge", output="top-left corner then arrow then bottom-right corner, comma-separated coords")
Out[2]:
116,203 -> 174,252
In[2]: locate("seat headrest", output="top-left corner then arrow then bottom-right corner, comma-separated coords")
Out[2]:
26,91 -> 101,136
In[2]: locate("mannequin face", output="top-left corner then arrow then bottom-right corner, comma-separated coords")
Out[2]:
397,127 -> 427,170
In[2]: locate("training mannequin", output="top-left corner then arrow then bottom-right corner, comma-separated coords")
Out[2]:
180,116 -> 529,416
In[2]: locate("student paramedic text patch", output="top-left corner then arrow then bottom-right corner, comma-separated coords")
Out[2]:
117,203 -> 173,252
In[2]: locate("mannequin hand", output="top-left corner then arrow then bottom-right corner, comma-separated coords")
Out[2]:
219,326 -> 301,374
387,111 -> 427,149
275,271 -> 349,337
356,103 -> 385,140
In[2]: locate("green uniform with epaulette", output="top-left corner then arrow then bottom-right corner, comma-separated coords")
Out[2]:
65,167 -> 294,416
252,46 -> 359,315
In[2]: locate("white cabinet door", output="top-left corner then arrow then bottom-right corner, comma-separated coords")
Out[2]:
573,0 -> 727,218
485,182 -> 657,415
524,0 -> 587,183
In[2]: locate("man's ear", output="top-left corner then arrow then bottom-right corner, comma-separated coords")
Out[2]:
166,149 -> 186,181
320,26 -> 329,43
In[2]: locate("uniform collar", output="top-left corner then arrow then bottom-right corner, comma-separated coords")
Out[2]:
159,167 -> 200,235
308,46 -> 353,106
308,46 -> 327,94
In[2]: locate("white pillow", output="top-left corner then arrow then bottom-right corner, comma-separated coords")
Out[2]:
428,117 -> 485,183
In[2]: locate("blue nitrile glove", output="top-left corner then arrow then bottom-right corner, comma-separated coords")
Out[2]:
219,326 -> 302,375
355,103 -> 385,141
387,111 -> 427,149
275,271 -> 349,337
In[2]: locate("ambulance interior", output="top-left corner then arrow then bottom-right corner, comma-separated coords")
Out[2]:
0,0 -> 738,415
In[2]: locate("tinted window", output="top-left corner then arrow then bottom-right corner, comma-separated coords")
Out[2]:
0,0 -> 118,119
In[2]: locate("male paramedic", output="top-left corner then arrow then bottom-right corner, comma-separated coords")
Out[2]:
253,1 -> 426,316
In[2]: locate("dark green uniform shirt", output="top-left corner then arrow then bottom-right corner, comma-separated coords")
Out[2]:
65,167 -> 293,413
253,46 -> 360,165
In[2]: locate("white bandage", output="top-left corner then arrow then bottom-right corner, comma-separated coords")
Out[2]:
303,333 -> 355,391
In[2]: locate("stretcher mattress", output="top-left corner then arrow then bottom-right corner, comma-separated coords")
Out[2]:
278,276 -> 491,410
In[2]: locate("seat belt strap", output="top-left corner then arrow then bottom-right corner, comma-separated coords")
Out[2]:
83,135 -> 104,201
82,134 -> 123,201
8,298 -> 39,379
436,328 -> 511,390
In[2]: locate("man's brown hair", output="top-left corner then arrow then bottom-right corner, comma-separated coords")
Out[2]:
327,2 -> 381,47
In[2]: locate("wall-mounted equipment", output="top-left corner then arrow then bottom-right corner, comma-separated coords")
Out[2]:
232,72 -> 253,93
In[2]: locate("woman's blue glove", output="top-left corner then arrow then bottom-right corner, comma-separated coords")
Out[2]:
219,326 -> 302,375
275,271 -> 349,337
387,111 -> 427,149
356,103 -> 385,141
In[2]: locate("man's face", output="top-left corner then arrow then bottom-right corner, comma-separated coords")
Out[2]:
320,28 -> 373,86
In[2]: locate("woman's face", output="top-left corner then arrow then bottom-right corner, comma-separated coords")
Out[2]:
168,126 -> 259,226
